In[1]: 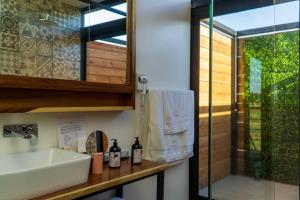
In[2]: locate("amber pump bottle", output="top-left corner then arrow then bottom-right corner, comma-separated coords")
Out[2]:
109,139 -> 121,168
131,137 -> 142,165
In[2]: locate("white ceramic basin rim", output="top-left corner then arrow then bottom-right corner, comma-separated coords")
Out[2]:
0,148 -> 91,200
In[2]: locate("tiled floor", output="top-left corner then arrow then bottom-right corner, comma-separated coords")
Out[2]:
199,175 -> 299,200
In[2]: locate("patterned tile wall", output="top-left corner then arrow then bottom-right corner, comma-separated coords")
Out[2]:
0,0 -> 81,80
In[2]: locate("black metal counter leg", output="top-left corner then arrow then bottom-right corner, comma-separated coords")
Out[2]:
116,186 -> 123,198
157,171 -> 165,200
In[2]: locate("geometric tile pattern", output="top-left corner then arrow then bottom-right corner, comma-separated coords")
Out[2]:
66,32 -> 81,61
53,10 -> 69,28
37,39 -> 52,57
19,53 -> 36,76
0,50 -> 19,75
53,39 -> 65,59
52,58 -> 80,80
0,0 -> 82,80
68,15 -> 81,30
19,19 -> 38,38
0,0 -> 19,13
0,14 -> 18,32
19,0 -> 39,11
37,0 -> 53,11
20,36 -> 36,56
72,61 -> 81,80
36,56 -> 53,78
0,32 -> 18,51
53,58 -> 73,79
36,25 -> 53,41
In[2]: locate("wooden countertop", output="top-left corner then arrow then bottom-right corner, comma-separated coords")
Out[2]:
31,160 -> 168,200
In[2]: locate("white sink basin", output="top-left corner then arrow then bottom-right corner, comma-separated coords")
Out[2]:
0,148 -> 91,200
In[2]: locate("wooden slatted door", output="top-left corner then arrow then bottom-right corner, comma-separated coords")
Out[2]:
199,24 -> 234,189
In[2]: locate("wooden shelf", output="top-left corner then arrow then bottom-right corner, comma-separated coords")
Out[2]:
30,160 -> 168,200
28,106 -> 134,113
0,88 -> 134,113
0,76 -> 135,113
0,75 -> 134,93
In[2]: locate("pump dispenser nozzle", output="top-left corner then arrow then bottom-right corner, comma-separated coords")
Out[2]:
111,139 -> 118,145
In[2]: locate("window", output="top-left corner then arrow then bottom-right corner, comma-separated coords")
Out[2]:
112,3 -> 127,13
84,3 -> 127,27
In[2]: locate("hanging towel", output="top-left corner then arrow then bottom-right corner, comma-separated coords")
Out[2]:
163,90 -> 192,134
142,89 -> 194,163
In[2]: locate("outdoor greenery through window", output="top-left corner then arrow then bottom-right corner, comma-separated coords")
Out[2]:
242,31 -> 300,184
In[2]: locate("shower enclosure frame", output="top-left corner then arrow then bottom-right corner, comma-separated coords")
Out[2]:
189,0 -> 300,199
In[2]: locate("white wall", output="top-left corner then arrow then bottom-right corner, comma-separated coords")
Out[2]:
0,0 -> 191,199
127,0 -> 191,199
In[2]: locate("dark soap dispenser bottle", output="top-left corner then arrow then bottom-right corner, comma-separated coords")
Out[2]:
109,139 -> 121,168
131,137 -> 142,165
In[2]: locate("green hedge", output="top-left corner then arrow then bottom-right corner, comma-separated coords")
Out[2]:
242,31 -> 299,185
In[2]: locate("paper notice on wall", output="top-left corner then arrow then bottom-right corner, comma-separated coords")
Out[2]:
57,116 -> 86,152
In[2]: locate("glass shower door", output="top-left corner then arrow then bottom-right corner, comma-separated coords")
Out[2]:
199,0 -> 300,199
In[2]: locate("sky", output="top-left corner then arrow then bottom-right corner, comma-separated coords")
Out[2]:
214,1 -> 299,31
84,3 -> 127,27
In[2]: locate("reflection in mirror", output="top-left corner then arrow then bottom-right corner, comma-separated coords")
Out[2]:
0,0 -> 85,80
84,1 -> 128,84
0,0 -> 128,85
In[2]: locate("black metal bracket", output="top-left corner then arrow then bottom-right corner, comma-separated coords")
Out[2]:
81,18 -> 126,42
116,186 -> 124,198
157,171 -> 165,200
75,171 -> 165,200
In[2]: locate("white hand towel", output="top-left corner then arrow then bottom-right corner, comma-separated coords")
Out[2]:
163,90 -> 193,134
142,89 -> 195,163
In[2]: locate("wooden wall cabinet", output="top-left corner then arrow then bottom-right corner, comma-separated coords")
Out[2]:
0,0 -> 136,113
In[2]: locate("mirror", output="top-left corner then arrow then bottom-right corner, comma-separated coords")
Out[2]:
84,1 -> 128,84
0,0 -> 134,85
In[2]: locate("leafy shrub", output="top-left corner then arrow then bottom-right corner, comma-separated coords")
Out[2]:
243,31 -> 299,185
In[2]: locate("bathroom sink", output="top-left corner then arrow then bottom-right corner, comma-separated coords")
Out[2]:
0,148 -> 91,200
